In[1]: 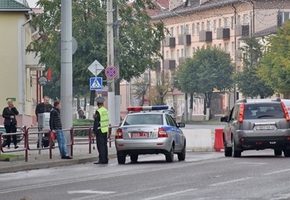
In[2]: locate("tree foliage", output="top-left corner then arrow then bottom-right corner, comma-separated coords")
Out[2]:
235,37 -> 274,98
258,21 -> 290,94
27,0 -> 167,98
176,46 -> 234,115
132,76 -> 149,106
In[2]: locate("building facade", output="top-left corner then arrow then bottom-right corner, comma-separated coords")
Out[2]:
0,0 -> 42,126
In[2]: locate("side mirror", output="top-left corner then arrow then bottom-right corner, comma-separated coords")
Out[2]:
220,116 -> 228,122
177,122 -> 185,128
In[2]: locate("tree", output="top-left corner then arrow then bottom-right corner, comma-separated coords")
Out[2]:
27,0 -> 167,98
176,46 -> 234,117
149,71 -> 172,105
132,77 -> 150,106
258,21 -> 290,95
236,37 -> 274,98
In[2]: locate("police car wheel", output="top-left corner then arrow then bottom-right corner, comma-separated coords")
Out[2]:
117,151 -> 126,164
165,146 -> 174,162
178,143 -> 186,161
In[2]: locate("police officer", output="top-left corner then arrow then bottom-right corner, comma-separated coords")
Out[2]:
93,96 -> 109,164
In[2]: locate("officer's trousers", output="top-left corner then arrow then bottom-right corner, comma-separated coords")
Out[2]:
96,130 -> 108,163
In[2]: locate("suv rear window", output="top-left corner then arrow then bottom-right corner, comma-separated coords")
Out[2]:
244,103 -> 284,119
124,114 -> 163,125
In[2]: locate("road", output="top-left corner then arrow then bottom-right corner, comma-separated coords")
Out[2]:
1,149 -> 290,200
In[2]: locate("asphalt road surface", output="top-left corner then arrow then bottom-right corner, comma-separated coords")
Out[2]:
1,150 -> 290,200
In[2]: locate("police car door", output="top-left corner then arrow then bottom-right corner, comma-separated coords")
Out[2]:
165,115 -> 180,150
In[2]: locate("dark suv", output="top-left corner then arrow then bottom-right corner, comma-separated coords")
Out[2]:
220,98 -> 290,157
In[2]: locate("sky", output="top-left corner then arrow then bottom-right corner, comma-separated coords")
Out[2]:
26,0 -> 38,8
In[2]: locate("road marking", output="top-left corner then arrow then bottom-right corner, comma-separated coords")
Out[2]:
271,193 -> 290,200
143,189 -> 197,200
264,169 -> 290,176
235,162 -> 267,165
67,190 -> 115,194
210,177 -> 252,187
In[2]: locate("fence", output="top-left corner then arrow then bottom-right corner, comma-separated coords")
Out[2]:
0,125 -> 118,162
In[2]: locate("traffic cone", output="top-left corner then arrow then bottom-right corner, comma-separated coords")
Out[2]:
214,129 -> 224,152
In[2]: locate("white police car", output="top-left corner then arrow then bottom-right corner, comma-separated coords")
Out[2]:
115,106 -> 186,164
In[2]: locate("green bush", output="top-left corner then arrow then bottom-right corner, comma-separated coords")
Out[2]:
73,119 -> 94,136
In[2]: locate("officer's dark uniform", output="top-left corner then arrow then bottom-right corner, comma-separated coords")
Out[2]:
93,96 -> 109,164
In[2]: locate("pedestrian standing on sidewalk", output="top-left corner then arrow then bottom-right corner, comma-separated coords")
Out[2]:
93,96 -> 109,164
49,100 -> 72,159
35,96 -> 53,124
2,99 -> 19,149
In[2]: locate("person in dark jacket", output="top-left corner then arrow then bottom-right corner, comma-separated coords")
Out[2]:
35,96 -> 53,123
2,99 -> 19,149
49,100 -> 72,159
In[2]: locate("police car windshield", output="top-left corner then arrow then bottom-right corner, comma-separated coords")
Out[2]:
124,114 -> 163,125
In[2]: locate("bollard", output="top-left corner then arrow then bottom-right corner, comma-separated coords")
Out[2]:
214,129 -> 224,152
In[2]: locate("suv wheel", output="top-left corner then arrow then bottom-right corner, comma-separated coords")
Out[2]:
284,149 -> 290,157
274,149 -> 282,156
224,146 -> 232,157
117,151 -> 126,164
130,154 -> 138,163
165,146 -> 174,162
232,140 -> 241,158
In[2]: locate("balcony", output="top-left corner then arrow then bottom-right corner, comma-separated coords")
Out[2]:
235,50 -> 242,61
235,24 -> 249,37
178,34 -> 191,45
164,59 -> 176,71
199,30 -> 212,42
163,36 -> 176,48
25,52 -> 43,70
216,27 -> 230,40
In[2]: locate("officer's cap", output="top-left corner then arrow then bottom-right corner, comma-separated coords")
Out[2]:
95,96 -> 105,103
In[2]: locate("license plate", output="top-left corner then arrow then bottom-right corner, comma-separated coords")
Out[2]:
131,132 -> 150,138
255,125 -> 276,131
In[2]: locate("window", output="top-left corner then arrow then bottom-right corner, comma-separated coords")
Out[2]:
181,49 -> 184,57
186,25 -> 189,34
218,19 -> 222,27
170,27 -> 174,36
224,42 -> 229,52
192,47 -> 195,54
176,26 -> 179,36
171,50 -> 174,59
283,12 -> 290,23
218,43 -> 221,49
177,49 -> 180,58
213,20 -> 217,32
206,20 -> 210,31
231,16 -> 234,29
224,17 -> 228,28
166,51 -> 169,59
196,23 -> 200,35
192,23 -> 195,35
237,15 -> 241,25
180,25 -> 184,34
186,47 -> 190,57
124,114 -> 163,125
243,104 -> 284,119
243,14 -> 248,25
201,22 -> 205,30
231,42 -> 235,54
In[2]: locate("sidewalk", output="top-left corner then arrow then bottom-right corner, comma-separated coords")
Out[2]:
0,139 -> 116,174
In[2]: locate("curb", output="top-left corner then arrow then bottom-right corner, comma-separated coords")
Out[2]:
0,153 -> 117,174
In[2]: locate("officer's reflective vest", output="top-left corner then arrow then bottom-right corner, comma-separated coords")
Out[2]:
98,106 -> 109,133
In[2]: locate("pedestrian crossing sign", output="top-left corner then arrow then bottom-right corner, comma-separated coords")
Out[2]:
90,77 -> 103,90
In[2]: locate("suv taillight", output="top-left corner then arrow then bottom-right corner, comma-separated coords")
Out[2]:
158,127 -> 168,137
115,128 -> 123,139
281,102 -> 290,122
238,103 -> 245,123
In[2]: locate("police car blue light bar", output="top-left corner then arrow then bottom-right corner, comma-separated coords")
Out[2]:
127,106 -> 169,111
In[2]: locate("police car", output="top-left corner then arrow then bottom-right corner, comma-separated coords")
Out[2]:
115,106 -> 186,164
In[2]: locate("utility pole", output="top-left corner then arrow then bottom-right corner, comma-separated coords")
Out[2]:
183,22 -> 188,121
60,0 -> 73,155
107,0 -> 116,127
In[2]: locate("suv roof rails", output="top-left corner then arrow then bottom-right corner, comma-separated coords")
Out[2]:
235,98 -> 281,104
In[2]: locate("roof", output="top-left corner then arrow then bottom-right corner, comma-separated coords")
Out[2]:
147,0 -> 169,17
151,0 -> 242,19
0,0 -> 31,11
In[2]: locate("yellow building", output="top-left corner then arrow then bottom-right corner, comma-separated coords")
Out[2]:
0,0 -> 42,127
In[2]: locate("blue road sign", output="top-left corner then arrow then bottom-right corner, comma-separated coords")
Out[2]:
90,77 -> 103,90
